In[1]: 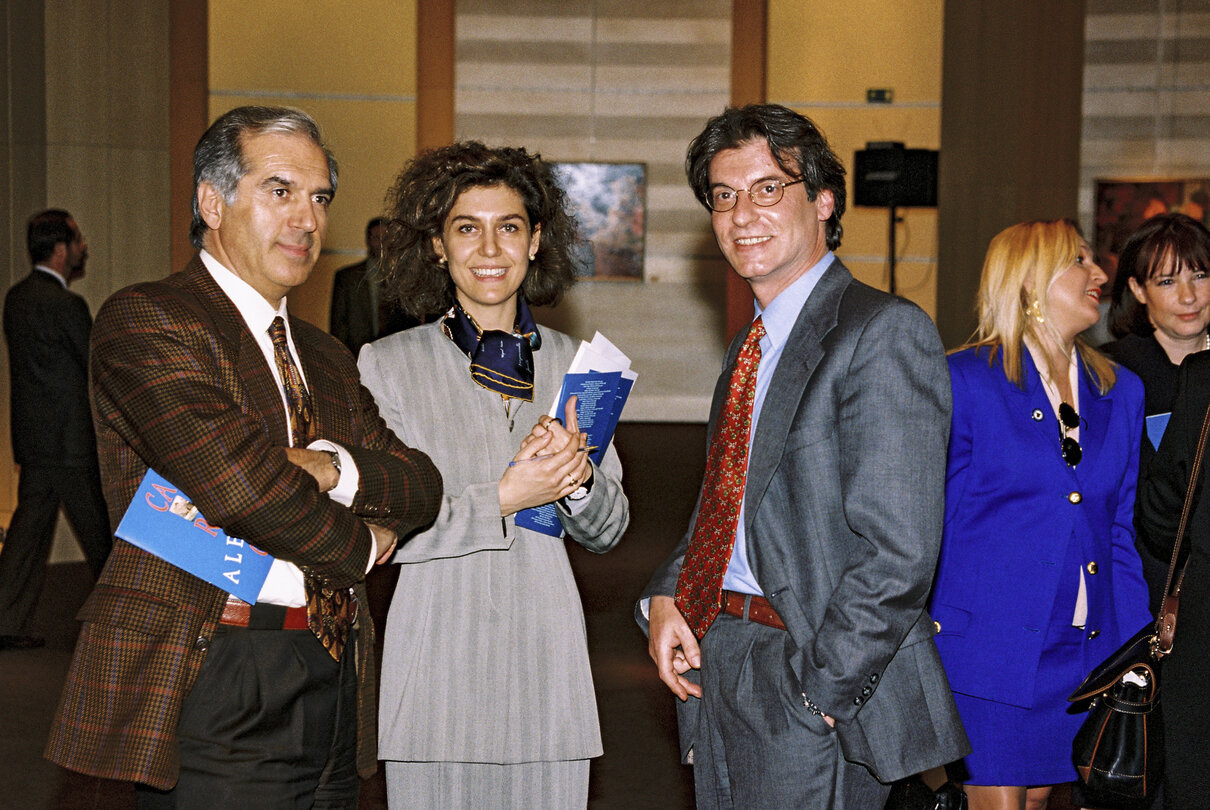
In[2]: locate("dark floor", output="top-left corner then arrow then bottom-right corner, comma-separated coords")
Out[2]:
0,422 -> 1081,809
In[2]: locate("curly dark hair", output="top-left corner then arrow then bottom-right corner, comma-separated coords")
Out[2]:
379,141 -> 579,319
1108,213 -> 1210,339
686,103 -> 847,250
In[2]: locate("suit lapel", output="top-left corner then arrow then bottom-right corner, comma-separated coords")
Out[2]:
176,259 -> 291,447
1073,353 -> 1110,475
742,263 -> 850,528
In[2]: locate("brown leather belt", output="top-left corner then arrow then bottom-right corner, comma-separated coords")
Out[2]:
220,597 -> 310,631
722,590 -> 786,631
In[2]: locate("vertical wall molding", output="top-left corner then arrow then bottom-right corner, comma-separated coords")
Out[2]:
169,0 -> 208,272
418,1 -> 455,151
725,0 -> 766,337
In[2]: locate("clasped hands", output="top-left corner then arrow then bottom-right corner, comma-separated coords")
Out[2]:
498,395 -> 592,517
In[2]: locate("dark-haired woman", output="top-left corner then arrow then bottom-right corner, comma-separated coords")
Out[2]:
358,142 -> 629,809
1102,213 -> 1210,607
930,220 -> 1150,810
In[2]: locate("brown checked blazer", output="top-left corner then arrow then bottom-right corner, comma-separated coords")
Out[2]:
44,256 -> 442,790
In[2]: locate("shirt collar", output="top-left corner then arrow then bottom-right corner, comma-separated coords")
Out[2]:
199,249 -> 288,336
753,251 -> 834,350
33,264 -> 68,288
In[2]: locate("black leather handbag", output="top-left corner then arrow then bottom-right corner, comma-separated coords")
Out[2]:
883,776 -> 967,810
1066,395 -> 1209,808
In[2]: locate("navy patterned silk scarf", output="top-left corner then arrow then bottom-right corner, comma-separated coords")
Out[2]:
442,299 -> 542,402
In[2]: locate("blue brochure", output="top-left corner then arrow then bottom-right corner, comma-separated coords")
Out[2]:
115,469 -> 274,602
514,369 -> 633,537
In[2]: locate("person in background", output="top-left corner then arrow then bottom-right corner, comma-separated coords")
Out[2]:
44,106 -> 442,808
1104,213 -> 1210,418
1102,212 -> 1210,610
0,209 -> 112,651
329,216 -> 417,355
933,219 -> 1151,810
358,141 -> 629,809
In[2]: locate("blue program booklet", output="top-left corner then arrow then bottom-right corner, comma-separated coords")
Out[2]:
514,369 -> 632,538
115,469 -> 274,603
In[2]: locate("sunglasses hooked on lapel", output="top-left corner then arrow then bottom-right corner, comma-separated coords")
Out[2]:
1059,401 -> 1082,467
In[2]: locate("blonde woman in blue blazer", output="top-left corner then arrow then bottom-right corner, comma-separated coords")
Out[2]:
931,220 -> 1151,810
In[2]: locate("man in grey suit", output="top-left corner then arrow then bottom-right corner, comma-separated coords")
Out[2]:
0,209 -> 111,651
639,104 -> 968,808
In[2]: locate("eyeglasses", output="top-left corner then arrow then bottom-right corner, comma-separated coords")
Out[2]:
707,178 -> 806,212
1059,401 -> 1082,467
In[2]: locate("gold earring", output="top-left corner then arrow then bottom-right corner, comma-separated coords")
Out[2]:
1026,298 -> 1045,323
437,255 -> 447,266
528,253 -> 536,261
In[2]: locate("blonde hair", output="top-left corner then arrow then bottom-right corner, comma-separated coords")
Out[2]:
956,219 -> 1117,394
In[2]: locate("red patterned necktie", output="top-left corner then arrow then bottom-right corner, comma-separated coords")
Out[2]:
268,316 -> 355,661
674,317 -> 766,638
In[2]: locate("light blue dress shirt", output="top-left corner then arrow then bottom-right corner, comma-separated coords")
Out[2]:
721,251 -> 834,596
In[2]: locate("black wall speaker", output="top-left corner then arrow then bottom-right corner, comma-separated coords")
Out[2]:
853,142 -> 939,208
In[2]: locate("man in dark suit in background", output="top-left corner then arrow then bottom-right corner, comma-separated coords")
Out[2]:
0,209 -> 112,651
638,104 -> 968,808
329,217 -> 415,355
45,106 -> 442,808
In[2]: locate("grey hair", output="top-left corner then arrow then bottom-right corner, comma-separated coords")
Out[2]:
190,106 -> 338,248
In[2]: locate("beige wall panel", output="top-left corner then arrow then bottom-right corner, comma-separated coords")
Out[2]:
106,0 -> 171,149
768,0 -> 943,102
844,207 -> 938,260
457,89 -> 595,117
45,0 -> 110,147
107,148 -> 173,292
1082,139 -> 1159,171
595,65 -> 729,92
805,105 -> 940,156
209,0 -> 416,96
458,14 -> 593,41
458,63 -> 592,89
598,18 -> 730,44
1085,64 -> 1161,88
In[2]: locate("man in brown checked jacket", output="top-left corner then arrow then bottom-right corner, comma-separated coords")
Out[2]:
45,106 -> 442,809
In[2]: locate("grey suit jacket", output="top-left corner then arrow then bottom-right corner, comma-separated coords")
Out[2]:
639,261 -> 969,782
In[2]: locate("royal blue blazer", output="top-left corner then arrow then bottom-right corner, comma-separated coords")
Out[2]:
930,346 -> 1151,709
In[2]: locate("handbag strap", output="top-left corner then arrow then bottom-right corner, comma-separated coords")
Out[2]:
1164,396 -> 1210,599
1153,396 -> 1210,656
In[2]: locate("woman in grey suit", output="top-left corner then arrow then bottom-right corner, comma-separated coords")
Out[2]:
358,142 -> 629,809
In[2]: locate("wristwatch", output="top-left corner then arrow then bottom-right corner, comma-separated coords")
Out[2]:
324,450 -> 342,475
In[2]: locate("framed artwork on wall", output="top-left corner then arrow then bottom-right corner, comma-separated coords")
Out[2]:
1094,178 -> 1210,279
552,162 -> 646,281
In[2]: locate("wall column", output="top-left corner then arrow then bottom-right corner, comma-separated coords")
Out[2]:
936,0 -> 1086,347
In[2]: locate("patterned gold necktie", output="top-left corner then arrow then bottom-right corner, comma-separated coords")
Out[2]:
268,316 -> 355,660
674,317 -> 765,638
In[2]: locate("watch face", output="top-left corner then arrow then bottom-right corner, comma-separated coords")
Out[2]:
567,486 -> 588,501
